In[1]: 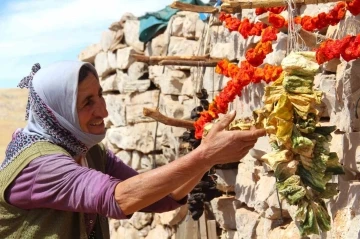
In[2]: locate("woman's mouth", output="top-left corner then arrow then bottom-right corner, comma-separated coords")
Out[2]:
90,120 -> 103,126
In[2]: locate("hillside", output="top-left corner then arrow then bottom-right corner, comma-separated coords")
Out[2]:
0,88 -> 28,159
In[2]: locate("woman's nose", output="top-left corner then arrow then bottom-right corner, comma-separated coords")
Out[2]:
95,98 -> 108,118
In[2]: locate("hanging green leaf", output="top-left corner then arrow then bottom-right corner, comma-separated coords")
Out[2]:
276,175 -> 307,204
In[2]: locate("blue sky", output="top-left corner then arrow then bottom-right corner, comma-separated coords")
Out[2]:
0,0 -> 180,88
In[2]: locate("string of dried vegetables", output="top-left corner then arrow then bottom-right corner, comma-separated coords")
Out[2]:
194,61 -> 283,138
198,52 -> 345,236
191,1 -> 357,235
219,13 -> 278,66
225,0 -> 360,34
316,33 -> 360,63
197,5 -> 360,142
256,0 -> 360,31
253,52 -> 344,236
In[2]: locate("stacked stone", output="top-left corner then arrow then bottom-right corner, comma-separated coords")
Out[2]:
78,11 -> 206,238
78,5 -> 360,239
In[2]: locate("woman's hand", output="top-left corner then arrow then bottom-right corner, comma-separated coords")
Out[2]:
197,110 -> 266,167
114,110 -> 266,215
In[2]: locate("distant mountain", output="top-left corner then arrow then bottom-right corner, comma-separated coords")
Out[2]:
0,88 -> 28,159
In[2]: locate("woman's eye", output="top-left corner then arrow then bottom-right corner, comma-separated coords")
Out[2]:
85,100 -> 93,107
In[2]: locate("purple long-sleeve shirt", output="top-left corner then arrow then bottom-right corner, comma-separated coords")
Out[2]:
5,149 -> 185,234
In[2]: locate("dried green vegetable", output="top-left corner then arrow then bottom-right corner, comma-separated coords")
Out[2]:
256,52 -> 344,236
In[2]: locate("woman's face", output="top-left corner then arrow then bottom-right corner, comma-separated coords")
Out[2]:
76,73 -> 108,134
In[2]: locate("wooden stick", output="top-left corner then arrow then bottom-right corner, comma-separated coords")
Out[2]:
159,60 -> 218,67
222,0 -> 351,10
132,54 -> 216,64
170,1 -> 219,13
143,108 -> 195,129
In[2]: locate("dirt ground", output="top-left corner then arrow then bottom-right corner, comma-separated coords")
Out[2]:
0,88 -> 28,159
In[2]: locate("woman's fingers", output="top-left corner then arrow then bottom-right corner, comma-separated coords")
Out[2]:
209,110 -> 236,133
233,128 -> 266,141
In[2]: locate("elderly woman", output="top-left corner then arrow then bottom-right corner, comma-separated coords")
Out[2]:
0,62 -> 265,239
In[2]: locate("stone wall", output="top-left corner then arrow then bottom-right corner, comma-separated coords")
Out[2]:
78,6 -> 360,239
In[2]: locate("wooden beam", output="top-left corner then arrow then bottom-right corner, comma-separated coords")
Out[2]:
206,220 -> 217,239
159,59 -> 219,67
221,0 -> 351,10
170,1 -> 219,13
199,213 -> 208,239
143,108 -> 195,130
132,54 -> 218,64
174,216 -> 199,239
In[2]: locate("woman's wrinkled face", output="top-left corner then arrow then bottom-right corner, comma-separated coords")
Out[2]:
76,73 -> 108,134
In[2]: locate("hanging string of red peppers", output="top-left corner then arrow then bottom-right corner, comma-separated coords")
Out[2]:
194,0 -> 360,139
317,34 -> 360,63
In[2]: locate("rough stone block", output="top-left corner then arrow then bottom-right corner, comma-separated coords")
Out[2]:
180,76 -> 194,97
182,12 -> 199,39
215,169 -> 237,193
267,221 -> 302,239
149,65 -> 165,80
329,181 -> 360,239
331,60 -> 360,132
129,212 -> 153,230
159,205 -> 188,226
124,19 -> 144,52
153,69 -> 188,95
107,122 -> 161,153
100,74 -> 118,93
125,90 -> 160,105
146,225 -> 173,239
95,51 -> 116,77
104,94 -> 126,127
116,47 -> 136,70
78,43 -> 101,63
235,207 -> 259,238
340,132 -> 360,174
131,150 -> 141,171
159,94 -> 185,119
170,16 -> 184,37
128,62 -> 148,80
121,80 -> 151,93
100,30 -> 117,52
115,150 -> 132,167
233,82 -> 266,118
168,37 -> 199,57
211,196 -> 237,230
146,33 -> 168,57
126,103 -> 155,124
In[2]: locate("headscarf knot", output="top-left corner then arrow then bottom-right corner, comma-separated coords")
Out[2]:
18,63 -> 41,120
17,63 -> 41,89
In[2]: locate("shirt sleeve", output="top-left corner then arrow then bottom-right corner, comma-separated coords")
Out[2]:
105,149 -> 188,213
5,154 -> 128,220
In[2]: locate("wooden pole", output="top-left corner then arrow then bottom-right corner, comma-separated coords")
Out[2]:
206,220 -> 217,239
170,1 -> 219,13
159,60 -> 219,67
143,108 -> 195,130
131,54 -> 219,64
221,0 -> 351,10
199,213 -> 208,239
